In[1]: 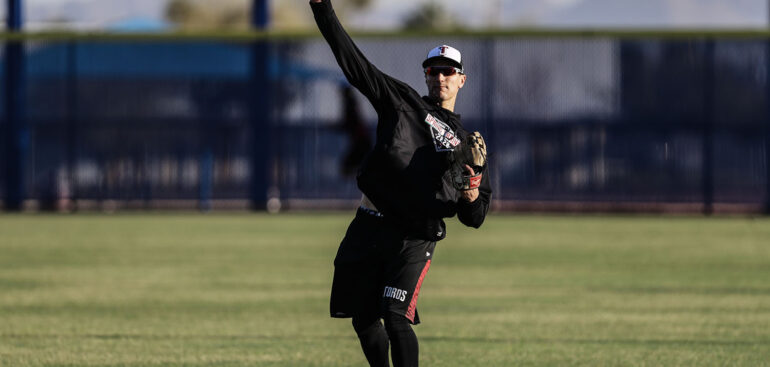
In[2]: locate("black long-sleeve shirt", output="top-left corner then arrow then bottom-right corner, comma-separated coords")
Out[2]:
311,0 -> 491,241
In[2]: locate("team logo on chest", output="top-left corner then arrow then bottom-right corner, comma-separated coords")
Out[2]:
425,113 -> 461,152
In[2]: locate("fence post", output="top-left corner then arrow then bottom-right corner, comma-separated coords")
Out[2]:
702,39 -> 715,216
482,38 -> 500,205
252,0 -> 269,30
3,0 -> 26,211
199,138 -> 213,211
65,41 -> 78,211
249,0 -> 270,210
762,2 -> 770,214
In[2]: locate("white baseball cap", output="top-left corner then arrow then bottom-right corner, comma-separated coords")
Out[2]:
422,45 -> 463,72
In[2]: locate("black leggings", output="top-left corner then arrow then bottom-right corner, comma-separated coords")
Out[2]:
353,313 -> 419,367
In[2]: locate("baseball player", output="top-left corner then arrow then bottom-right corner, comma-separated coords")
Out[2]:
310,0 -> 492,366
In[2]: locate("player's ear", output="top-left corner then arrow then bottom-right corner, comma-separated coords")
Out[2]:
458,74 -> 466,89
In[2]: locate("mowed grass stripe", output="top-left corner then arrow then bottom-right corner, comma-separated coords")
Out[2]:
1,214 -> 769,366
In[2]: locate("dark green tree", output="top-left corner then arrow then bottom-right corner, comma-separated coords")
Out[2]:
165,0 -> 197,26
402,1 -> 463,31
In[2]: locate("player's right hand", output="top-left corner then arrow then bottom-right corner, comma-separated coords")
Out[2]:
461,165 -> 480,202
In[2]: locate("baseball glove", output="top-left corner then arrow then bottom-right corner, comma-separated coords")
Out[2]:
450,131 -> 487,191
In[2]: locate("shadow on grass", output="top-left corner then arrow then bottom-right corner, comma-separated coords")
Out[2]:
3,333 -> 768,347
420,336 -> 769,347
0,333 -> 351,341
588,286 -> 770,295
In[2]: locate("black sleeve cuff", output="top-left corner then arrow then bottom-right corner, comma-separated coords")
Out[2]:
459,194 -> 483,212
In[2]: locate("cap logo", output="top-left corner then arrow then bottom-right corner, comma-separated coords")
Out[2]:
423,45 -> 463,72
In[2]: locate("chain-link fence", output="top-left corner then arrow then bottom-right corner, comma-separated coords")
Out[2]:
1,33 -> 769,212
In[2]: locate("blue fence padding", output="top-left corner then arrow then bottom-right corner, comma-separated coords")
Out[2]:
19,42 -> 345,82
27,42 -> 251,78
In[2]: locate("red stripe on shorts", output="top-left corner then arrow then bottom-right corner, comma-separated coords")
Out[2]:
405,259 -> 431,323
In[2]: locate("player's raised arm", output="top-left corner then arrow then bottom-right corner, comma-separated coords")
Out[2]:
309,0 -> 392,108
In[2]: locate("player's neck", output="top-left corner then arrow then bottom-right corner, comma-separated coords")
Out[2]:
441,97 -> 457,112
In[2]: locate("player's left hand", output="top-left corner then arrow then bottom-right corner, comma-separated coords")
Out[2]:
451,131 -> 486,195
461,164 -> 479,202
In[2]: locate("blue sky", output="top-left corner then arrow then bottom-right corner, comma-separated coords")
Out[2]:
5,0 -> 769,30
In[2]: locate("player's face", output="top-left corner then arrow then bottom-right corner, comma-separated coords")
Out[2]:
424,61 -> 466,102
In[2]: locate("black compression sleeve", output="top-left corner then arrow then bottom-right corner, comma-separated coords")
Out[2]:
310,0 -> 392,107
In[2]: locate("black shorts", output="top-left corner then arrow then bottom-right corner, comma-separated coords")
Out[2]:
330,207 -> 436,325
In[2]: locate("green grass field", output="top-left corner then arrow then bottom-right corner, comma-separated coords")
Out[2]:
1,213 -> 769,366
